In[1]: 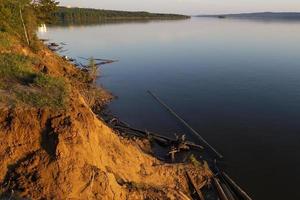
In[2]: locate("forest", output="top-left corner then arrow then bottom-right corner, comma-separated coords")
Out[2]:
53,6 -> 190,25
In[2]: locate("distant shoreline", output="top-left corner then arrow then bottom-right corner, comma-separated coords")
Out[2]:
196,12 -> 300,20
49,17 -> 190,27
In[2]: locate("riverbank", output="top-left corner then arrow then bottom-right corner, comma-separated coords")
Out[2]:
0,32 -> 213,199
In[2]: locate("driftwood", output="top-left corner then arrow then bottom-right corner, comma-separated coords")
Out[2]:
62,56 -> 75,62
222,172 -> 252,200
168,147 -> 179,162
113,123 -> 204,151
48,45 -> 63,52
213,178 -> 229,200
178,191 -> 192,200
186,171 -> 205,200
113,121 -> 203,147
78,56 -> 118,67
59,49 -> 69,53
115,125 -> 170,145
39,38 -> 49,42
96,60 -> 116,65
212,161 -> 238,200
102,110 -> 252,200
109,118 -> 204,162
76,58 -> 118,69
147,90 -> 223,159
78,56 -> 118,62
167,135 -> 190,161
49,42 -> 59,47
220,182 -> 236,200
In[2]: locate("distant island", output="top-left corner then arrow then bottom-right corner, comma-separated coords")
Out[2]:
197,12 -> 300,20
52,7 -> 190,25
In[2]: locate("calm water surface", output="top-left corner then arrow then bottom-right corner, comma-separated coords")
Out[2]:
39,18 -> 300,200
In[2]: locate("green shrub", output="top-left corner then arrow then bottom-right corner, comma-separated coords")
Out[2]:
88,57 -> 98,83
189,154 -> 202,167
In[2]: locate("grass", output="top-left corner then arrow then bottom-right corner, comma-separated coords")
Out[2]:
0,28 -> 41,53
0,53 -> 69,109
0,54 -> 35,81
0,32 -> 14,50
189,154 -> 202,167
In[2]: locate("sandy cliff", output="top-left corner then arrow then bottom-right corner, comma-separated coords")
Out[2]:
0,42 -> 211,200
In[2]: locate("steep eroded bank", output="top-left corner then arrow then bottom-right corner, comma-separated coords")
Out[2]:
0,38 -> 212,199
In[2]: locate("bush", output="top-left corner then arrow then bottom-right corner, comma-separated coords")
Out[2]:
88,57 -> 98,83
189,154 -> 202,167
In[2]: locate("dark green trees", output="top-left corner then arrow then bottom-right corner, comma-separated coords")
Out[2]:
53,7 -> 190,25
0,0 -> 59,45
33,0 -> 59,24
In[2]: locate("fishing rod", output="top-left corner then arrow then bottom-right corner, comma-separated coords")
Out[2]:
147,90 -> 224,159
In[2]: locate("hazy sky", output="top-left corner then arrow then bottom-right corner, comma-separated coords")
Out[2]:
58,0 -> 300,15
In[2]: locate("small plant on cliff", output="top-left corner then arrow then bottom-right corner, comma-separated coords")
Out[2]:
189,154 -> 202,167
87,57 -> 99,84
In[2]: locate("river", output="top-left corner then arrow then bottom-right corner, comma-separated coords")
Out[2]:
39,17 -> 300,200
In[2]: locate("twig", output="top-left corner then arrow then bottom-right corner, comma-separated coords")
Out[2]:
78,56 -> 118,62
222,172 -> 252,200
178,191 -> 192,200
186,170 -> 205,200
213,177 -> 229,200
8,190 -> 14,200
88,170 -> 95,200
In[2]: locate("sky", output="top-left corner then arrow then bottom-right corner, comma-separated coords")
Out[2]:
58,0 -> 300,15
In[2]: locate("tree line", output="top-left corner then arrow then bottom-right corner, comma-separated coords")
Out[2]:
53,7 -> 190,25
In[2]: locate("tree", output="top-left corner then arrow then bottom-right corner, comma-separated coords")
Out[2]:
0,0 -> 59,45
0,0 -> 32,37
33,0 -> 59,24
